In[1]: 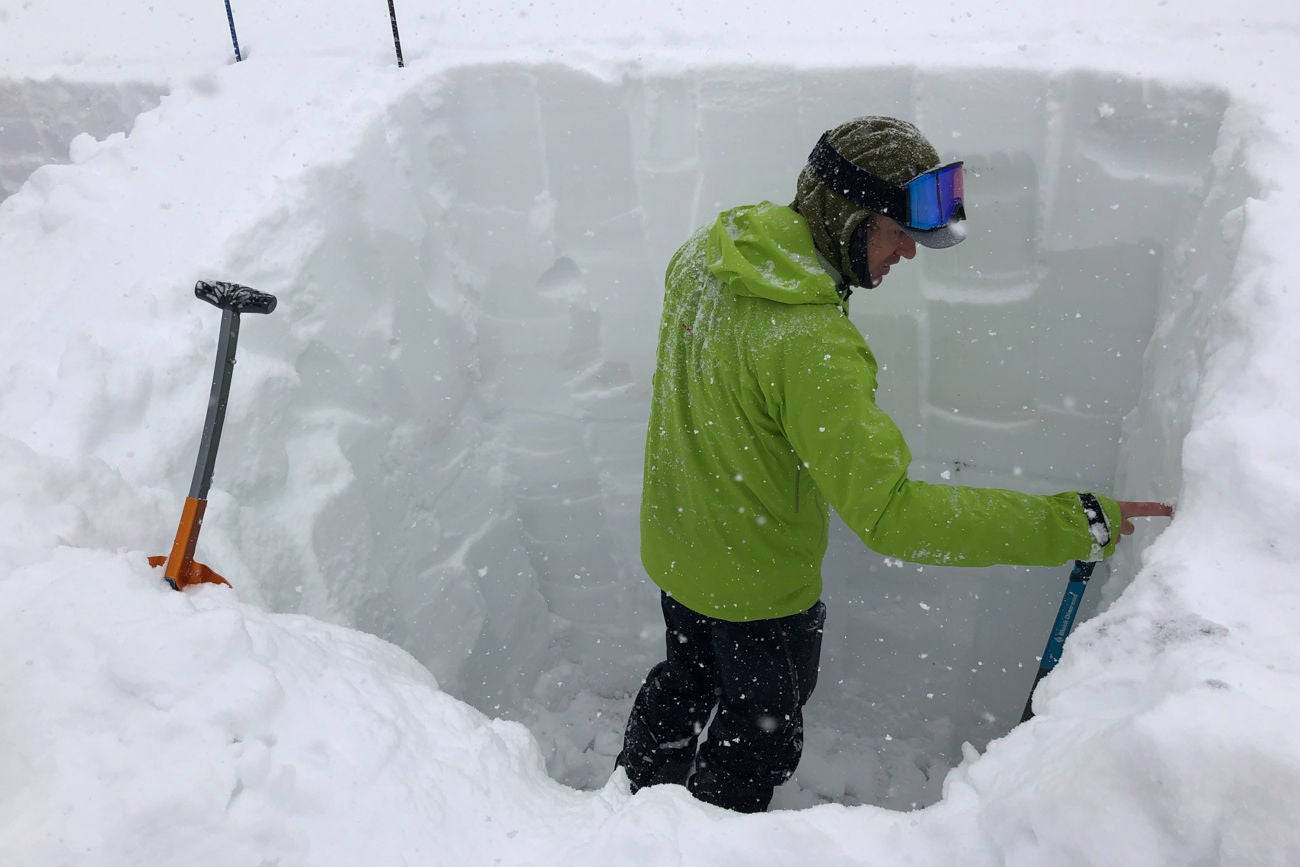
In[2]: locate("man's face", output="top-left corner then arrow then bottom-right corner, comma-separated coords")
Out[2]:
867,214 -> 918,287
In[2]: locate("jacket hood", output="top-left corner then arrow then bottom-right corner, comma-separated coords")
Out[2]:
704,202 -> 842,306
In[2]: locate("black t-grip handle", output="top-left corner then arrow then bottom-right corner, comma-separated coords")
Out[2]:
195,280 -> 278,315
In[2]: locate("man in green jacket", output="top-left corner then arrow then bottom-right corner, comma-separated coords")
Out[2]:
617,116 -> 1170,812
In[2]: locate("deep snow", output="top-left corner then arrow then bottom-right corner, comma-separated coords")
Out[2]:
3,1 -> 1300,864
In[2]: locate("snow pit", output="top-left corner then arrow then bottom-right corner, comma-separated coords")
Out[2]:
171,63 -> 1233,810
0,61 -> 1243,813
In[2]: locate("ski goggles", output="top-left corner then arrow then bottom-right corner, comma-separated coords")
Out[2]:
807,133 -> 965,232
905,161 -> 965,230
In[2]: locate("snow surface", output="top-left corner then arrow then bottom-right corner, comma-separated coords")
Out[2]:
3,1 -> 1300,864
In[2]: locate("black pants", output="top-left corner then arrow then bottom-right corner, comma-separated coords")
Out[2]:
617,592 -> 826,812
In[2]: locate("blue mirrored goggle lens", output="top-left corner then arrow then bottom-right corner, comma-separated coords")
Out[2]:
905,162 -> 964,230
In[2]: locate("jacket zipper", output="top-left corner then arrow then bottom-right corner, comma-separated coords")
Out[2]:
794,462 -> 801,513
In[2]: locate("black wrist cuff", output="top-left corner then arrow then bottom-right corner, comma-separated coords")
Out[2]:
1078,492 -> 1110,560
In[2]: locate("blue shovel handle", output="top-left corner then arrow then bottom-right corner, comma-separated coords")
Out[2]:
1021,559 -> 1095,722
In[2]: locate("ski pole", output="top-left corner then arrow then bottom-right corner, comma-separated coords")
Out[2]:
149,280 -> 277,590
224,0 -> 243,62
387,0 -> 405,67
1020,559 -> 1095,722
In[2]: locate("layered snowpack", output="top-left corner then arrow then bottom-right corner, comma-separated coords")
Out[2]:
3,2 -> 1300,864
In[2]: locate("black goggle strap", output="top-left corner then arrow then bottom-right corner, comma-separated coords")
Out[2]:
806,133 -> 908,223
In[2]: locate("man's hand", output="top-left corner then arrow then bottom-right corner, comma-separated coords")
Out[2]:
1116,500 -> 1175,539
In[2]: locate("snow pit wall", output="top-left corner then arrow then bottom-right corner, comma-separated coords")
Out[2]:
126,64 -> 1242,805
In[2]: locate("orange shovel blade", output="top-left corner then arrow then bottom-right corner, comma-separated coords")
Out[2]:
149,496 -> 232,590
148,555 -> 232,590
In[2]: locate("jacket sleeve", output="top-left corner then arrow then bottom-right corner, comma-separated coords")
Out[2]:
768,310 -> 1120,567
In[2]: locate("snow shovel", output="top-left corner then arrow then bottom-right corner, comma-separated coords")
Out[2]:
149,280 -> 277,590
1019,558 -> 1095,722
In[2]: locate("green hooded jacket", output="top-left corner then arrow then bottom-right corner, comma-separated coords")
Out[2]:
640,201 -> 1121,622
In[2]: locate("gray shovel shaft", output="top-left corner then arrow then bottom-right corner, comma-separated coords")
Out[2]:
187,280 -> 278,501
189,308 -> 240,501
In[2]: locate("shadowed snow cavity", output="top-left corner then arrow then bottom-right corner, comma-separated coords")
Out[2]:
0,78 -> 165,202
